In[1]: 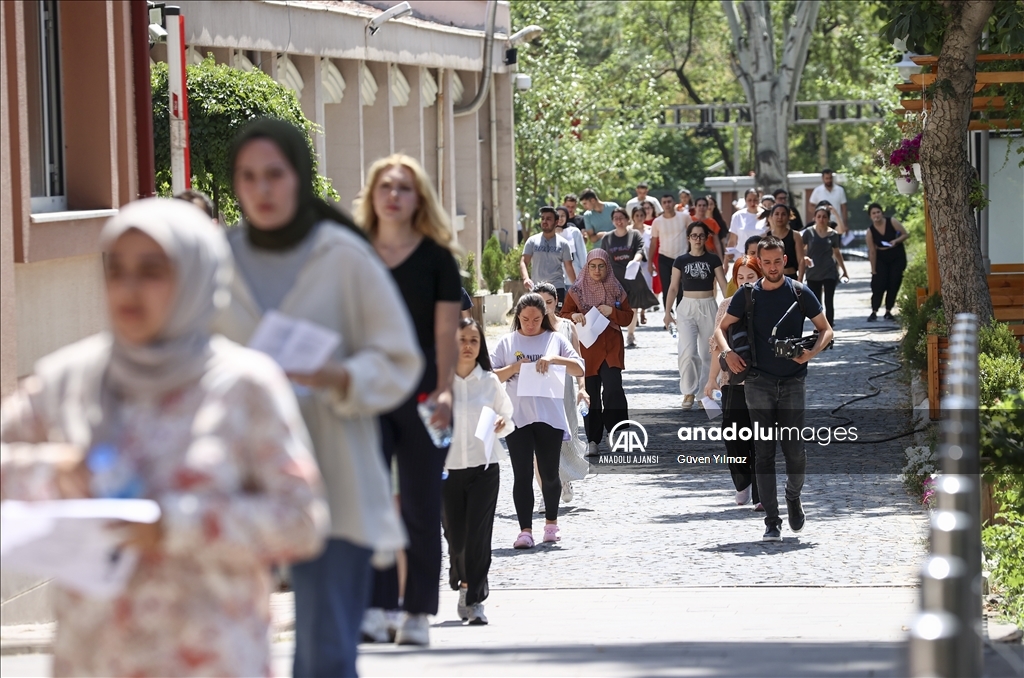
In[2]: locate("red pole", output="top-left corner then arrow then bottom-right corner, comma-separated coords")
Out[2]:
131,0 -> 156,198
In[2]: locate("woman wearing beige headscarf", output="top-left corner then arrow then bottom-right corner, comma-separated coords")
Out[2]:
0,198 -> 328,676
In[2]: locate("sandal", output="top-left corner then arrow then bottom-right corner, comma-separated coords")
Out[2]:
513,531 -> 534,549
542,524 -> 560,543
640,310 -> 647,325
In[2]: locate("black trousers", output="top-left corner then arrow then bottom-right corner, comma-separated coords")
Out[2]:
871,257 -> 904,313
584,361 -> 629,444
505,422 -> 563,528
722,384 -> 759,504
806,278 -> 838,328
371,393 -> 447,615
443,464 -> 499,606
658,254 -> 679,309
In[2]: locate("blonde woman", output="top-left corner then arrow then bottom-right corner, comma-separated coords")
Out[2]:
356,154 -> 463,647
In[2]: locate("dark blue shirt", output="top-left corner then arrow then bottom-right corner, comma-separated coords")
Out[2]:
727,277 -> 823,379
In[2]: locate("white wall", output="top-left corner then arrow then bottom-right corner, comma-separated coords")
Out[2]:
987,137 -> 1024,265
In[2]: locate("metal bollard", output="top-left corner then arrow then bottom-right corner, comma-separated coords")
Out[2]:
909,314 -> 983,678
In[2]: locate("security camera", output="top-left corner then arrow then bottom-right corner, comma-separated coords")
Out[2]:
367,2 -> 413,35
149,22 -> 167,42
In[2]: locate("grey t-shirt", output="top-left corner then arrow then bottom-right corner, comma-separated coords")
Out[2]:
802,226 -> 841,281
227,222 -> 321,311
524,232 -> 573,288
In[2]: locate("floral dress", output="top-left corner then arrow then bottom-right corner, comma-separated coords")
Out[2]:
0,338 -> 328,677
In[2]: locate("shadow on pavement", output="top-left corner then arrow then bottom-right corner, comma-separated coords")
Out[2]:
698,539 -> 817,555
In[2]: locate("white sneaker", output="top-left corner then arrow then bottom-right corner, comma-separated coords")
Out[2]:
561,481 -> 574,503
360,607 -> 390,643
457,587 -> 469,620
395,613 -> 430,646
466,603 -> 488,625
735,485 -> 751,506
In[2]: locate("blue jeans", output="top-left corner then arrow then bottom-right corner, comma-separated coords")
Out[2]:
743,371 -> 807,528
292,538 -> 374,678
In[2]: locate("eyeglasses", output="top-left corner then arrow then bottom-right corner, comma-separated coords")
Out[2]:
689,234 -> 707,240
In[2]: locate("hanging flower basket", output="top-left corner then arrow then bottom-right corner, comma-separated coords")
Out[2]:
886,134 -> 923,185
912,163 -> 922,182
896,175 -> 919,195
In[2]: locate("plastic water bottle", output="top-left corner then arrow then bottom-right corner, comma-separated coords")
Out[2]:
712,389 -> 722,402
86,443 -> 143,499
417,394 -> 452,448
579,401 -> 589,419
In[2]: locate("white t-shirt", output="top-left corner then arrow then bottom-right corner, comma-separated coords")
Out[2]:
729,210 -> 764,249
651,211 -> 690,260
490,330 -> 583,435
808,184 -> 847,219
625,195 -> 663,218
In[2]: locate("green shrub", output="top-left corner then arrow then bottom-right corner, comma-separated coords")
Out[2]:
462,253 -> 478,296
982,478 -> 1024,628
980,355 -> 1024,406
504,243 -> 525,284
980,320 -> 1021,359
903,293 -> 943,371
896,244 -> 928,328
481,235 -> 505,293
982,391 -> 1024,478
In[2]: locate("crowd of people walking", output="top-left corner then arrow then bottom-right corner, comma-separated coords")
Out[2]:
0,114 -> 908,676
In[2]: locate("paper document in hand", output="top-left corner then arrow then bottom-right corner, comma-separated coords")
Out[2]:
1,499 -> 161,598
624,260 -> 641,280
517,362 -> 566,399
726,247 -> 744,258
841,231 -> 856,247
473,406 -> 499,465
700,396 -> 722,419
575,305 -> 610,348
248,310 -> 340,374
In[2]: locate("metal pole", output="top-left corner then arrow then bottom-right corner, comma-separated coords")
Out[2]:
909,314 -> 983,678
165,6 -> 190,194
732,122 -> 740,175
818,103 -> 829,169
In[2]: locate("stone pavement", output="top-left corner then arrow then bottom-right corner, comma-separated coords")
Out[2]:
7,260 -> 1020,676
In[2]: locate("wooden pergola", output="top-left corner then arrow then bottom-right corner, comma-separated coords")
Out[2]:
893,53 -> 1024,419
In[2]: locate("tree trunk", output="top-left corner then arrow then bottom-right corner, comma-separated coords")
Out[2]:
722,0 -> 819,192
921,0 -> 995,322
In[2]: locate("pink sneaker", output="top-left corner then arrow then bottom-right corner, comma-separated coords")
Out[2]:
542,524 -> 560,543
513,531 -> 534,549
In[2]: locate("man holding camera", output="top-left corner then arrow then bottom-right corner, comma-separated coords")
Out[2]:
713,235 -> 833,542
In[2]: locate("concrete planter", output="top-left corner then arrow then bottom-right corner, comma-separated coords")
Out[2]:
476,292 -> 513,325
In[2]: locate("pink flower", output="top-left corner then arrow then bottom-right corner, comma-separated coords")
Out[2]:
889,134 -> 922,172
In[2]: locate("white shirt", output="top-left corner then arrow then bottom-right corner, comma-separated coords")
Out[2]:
490,330 -> 583,435
447,365 -> 515,470
808,184 -> 847,219
729,210 -> 764,249
625,194 -> 663,217
560,225 -> 588,276
651,211 -> 690,260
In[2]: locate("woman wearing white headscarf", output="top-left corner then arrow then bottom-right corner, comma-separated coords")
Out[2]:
0,198 -> 328,676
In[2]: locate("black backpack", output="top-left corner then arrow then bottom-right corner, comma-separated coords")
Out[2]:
720,280 -> 812,384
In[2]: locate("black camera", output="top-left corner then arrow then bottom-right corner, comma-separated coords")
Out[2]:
770,332 -> 819,359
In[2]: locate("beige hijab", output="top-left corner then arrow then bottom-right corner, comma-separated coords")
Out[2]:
99,198 -> 231,401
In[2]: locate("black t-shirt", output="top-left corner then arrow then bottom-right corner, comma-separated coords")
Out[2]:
727,277 -> 823,379
672,251 -> 722,292
568,214 -> 586,231
389,238 -> 462,351
599,229 -> 644,282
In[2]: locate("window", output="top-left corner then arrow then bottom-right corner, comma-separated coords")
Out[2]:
26,0 -> 65,213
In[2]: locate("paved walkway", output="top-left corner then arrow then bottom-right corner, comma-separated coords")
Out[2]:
3,260 -> 964,677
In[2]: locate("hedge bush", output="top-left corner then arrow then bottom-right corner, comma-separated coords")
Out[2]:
980,354 -> 1024,406
979,319 -> 1021,359
481,235 -> 505,294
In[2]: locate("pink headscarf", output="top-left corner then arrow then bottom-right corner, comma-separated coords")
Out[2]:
568,249 -> 627,319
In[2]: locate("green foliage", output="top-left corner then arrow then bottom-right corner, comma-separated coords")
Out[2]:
152,58 -> 338,224
879,1 -> 1024,57
980,320 -> 1022,359
901,293 -> 942,371
980,354 -> 1024,406
982,391 -> 1024,478
462,254 -> 478,297
503,242 -> 525,283
983,465 -> 1024,628
481,235 -> 505,294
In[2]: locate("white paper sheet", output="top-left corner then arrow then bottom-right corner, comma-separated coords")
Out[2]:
473,406 -> 499,466
575,305 -> 610,348
517,363 -> 566,399
248,310 -> 340,374
1,499 -> 161,598
726,246 -> 745,258
624,260 -> 641,280
701,396 -> 723,419
841,231 -> 856,247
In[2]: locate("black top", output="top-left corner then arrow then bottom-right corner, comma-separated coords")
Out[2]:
802,227 -> 841,281
568,214 -> 586,231
599,230 -> 644,282
460,288 -> 473,311
673,251 -> 722,292
389,238 -> 463,351
777,229 -> 798,271
872,217 -> 907,264
727,278 -> 823,379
